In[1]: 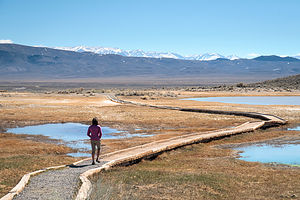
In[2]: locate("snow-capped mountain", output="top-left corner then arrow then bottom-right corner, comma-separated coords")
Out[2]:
184,53 -> 224,61
185,53 -> 239,61
226,55 -> 240,60
54,46 -> 239,61
2,44 -> 300,82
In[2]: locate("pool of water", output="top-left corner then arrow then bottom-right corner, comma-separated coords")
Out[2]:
6,123 -> 152,157
234,125 -> 300,165
235,144 -> 300,165
183,96 -> 300,105
288,126 -> 300,131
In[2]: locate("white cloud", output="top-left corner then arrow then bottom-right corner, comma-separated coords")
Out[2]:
247,53 -> 260,58
0,39 -> 13,44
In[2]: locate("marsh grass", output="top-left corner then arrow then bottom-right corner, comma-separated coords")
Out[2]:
0,133 -> 77,197
1,91 -> 300,198
0,92 -> 251,197
91,130 -> 300,200
91,168 -> 228,200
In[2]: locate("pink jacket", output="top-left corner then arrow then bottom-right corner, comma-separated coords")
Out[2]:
87,125 -> 102,141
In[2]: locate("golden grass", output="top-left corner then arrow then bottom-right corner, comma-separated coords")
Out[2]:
0,133 -> 77,197
1,90 -> 299,198
121,90 -> 300,123
91,129 -> 300,200
0,92 -> 252,197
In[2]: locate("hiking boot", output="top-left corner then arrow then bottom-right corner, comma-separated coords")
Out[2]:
96,159 -> 100,163
92,161 -> 95,165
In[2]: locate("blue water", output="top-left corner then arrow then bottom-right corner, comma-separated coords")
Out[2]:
288,126 -> 300,131
6,123 -> 152,157
67,152 -> 91,157
235,144 -> 300,165
183,96 -> 300,105
234,125 -> 300,165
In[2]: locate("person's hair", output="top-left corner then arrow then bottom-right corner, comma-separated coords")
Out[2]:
92,117 -> 98,125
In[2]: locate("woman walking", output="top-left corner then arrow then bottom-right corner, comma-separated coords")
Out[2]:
87,117 -> 102,165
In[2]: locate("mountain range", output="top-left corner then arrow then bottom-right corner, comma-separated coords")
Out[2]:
1,43 -> 300,84
54,46 -> 240,61
54,46 -> 300,61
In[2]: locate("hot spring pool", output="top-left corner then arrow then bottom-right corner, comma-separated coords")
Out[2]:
235,144 -> 300,165
234,125 -> 300,165
6,123 -> 152,157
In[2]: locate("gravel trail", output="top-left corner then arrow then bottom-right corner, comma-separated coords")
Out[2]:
14,159 -> 107,200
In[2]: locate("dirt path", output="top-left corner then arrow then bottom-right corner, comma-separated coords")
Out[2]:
3,95 -> 286,200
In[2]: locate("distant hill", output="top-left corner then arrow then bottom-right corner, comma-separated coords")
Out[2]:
1,44 -> 300,83
253,55 -> 300,62
249,74 -> 300,90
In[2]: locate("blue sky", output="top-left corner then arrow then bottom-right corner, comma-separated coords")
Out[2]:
0,0 -> 300,57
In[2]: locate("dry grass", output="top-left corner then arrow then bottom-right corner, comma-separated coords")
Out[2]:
91,129 -> 300,200
1,90 -> 299,198
121,90 -> 300,123
0,133 -> 77,197
0,91 -> 251,197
